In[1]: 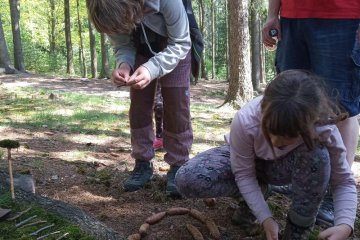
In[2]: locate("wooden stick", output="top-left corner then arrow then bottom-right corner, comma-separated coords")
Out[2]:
36,230 -> 60,240
8,149 -> 15,199
19,220 -> 47,228
7,207 -> 32,221
15,215 -> 37,227
29,223 -> 55,236
55,232 -> 69,240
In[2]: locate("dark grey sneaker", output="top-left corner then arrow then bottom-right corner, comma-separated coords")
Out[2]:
166,166 -> 182,198
316,192 -> 334,227
124,160 -> 153,192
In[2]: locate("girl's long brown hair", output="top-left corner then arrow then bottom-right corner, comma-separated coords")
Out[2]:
86,0 -> 145,34
261,69 -> 347,150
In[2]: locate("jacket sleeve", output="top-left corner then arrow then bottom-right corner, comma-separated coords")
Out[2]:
107,33 -> 136,70
323,126 -> 357,230
142,0 -> 191,80
229,112 -> 273,224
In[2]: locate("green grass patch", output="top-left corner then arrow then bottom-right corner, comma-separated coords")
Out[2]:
0,87 -> 130,137
0,194 -> 95,240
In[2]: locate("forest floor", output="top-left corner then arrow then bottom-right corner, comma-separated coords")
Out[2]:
0,73 -> 359,240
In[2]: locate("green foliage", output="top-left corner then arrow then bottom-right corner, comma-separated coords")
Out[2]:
0,139 -> 20,149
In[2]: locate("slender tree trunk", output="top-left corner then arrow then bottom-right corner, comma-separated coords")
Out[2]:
64,0 -> 74,75
225,0 -> 229,81
8,0 -> 25,72
76,0 -> 87,77
198,0 -> 208,80
99,33 -> 110,79
211,0 -> 215,79
49,0 -> 56,54
0,14 -> 16,74
88,19 -> 97,79
224,0 -> 253,108
250,0 -> 262,93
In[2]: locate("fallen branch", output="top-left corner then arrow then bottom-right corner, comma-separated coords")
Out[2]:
7,207 -> 32,221
15,215 -> 37,227
30,223 -> 55,236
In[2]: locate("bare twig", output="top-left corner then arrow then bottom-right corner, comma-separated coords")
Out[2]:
55,232 -> 69,240
7,207 -> 32,221
19,220 -> 47,228
36,230 -> 61,240
29,223 -> 55,236
15,215 -> 37,227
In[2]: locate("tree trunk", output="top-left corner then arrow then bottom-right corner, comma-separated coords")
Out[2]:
0,14 -> 16,74
49,0 -> 56,54
250,0 -> 262,93
225,0 -> 229,81
198,0 -> 208,80
224,0 -> 253,108
64,0 -> 74,75
76,0 -> 87,77
211,0 -> 215,79
99,33 -> 110,79
0,171 -> 125,240
8,0 -> 25,72
88,19 -> 97,79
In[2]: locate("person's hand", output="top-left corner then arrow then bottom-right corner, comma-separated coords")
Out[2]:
126,65 -> 152,89
262,217 -> 279,240
262,17 -> 281,49
318,224 -> 352,240
112,63 -> 131,87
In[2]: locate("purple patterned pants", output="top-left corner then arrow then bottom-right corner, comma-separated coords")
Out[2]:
175,144 -> 331,225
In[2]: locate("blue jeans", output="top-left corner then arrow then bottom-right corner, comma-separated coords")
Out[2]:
276,19 -> 360,117
175,144 -> 330,225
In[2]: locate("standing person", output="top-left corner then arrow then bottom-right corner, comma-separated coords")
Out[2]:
175,70 -> 357,240
153,81 -> 164,151
261,0 -> 360,225
87,0 -> 193,198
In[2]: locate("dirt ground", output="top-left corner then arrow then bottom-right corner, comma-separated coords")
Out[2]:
0,74 -> 359,240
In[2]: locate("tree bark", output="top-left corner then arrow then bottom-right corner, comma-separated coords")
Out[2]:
224,0 -> 253,108
88,19 -> 97,78
64,0 -> 74,75
99,33 -> 110,79
0,14 -> 16,74
198,0 -> 208,80
76,0 -> 87,77
0,171 -> 125,240
8,0 -> 25,72
211,0 -> 215,79
49,0 -> 56,54
250,0 -> 262,93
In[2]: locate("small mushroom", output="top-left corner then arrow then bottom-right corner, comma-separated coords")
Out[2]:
0,139 -> 20,199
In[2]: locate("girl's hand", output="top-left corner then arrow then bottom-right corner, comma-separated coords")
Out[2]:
318,224 -> 352,240
262,217 -> 279,240
112,63 -> 131,87
262,17 -> 281,48
127,66 -> 152,89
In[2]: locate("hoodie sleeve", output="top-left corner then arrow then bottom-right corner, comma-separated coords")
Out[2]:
108,33 -> 136,70
230,111 -> 273,224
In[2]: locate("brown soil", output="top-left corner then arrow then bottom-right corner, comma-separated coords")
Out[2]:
0,74 -> 359,240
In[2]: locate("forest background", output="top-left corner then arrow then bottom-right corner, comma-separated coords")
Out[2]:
0,0 -> 274,105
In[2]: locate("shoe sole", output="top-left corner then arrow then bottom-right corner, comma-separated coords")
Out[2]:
315,218 -> 333,228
